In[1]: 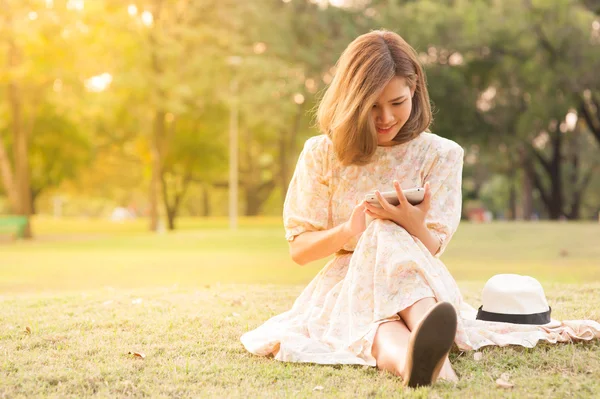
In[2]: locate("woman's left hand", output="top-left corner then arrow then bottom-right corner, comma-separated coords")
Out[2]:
364,180 -> 432,236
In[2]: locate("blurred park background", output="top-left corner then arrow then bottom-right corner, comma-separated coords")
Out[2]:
2,2 -> 600,397
1,0 -> 600,286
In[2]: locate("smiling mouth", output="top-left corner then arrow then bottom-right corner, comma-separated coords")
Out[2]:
376,122 -> 398,135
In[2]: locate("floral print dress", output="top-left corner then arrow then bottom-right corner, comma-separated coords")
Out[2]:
240,133 -> 600,366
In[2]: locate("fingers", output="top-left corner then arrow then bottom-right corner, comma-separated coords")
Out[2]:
364,201 -> 387,216
418,181 -> 432,212
374,190 -> 395,211
364,209 -> 382,219
394,180 -> 409,206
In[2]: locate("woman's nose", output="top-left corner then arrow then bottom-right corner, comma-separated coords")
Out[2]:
377,108 -> 394,124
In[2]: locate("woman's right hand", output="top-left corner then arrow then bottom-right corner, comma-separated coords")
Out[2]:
343,201 -> 368,237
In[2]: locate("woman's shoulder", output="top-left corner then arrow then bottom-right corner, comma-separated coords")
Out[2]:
298,134 -> 333,172
417,132 -> 464,157
302,134 -> 332,153
300,134 -> 334,163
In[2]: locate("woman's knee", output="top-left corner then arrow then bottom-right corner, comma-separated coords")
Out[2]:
398,297 -> 437,331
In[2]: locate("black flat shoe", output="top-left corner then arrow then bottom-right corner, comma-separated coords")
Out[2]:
403,301 -> 457,388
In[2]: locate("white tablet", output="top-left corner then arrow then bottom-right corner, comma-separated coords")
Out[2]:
364,187 -> 425,206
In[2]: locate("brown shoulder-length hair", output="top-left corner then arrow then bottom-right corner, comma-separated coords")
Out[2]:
317,30 -> 432,165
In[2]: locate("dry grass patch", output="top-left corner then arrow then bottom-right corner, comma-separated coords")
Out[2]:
1,283 -> 599,398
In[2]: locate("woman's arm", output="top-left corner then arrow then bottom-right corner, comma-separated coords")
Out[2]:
408,223 -> 442,256
289,223 -> 354,266
289,201 -> 367,266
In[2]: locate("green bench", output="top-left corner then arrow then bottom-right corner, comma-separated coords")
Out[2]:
0,216 -> 29,239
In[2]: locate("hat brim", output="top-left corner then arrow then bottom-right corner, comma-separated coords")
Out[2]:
541,318 -> 562,329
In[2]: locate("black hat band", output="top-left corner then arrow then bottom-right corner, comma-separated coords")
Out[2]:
476,306 -> 551,325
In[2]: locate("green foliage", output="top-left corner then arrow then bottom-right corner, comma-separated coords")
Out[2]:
0,0 -> 599,224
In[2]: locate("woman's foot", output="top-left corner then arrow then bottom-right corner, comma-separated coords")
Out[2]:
436,357 -> 459,383
402,302 -> 458,388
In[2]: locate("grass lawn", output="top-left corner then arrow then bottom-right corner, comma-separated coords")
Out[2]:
1,217 -> 599,397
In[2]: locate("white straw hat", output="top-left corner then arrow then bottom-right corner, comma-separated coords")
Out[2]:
476,274 -> 560,326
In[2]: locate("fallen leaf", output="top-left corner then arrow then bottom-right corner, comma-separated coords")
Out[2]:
473,352 -> 483,361
313,386 -> 324,391
128,351 -> 145,359
559,249 -> 569,257
231,298 -> 244,306
24,326 -> 32,335
500,372 -> 510,381
495,378 -> 514,389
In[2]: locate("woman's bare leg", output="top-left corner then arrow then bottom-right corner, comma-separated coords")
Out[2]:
399,297 -> 458,382
371,320 -> 411,379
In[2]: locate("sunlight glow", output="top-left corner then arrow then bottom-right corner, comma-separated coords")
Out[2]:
565,111 -> 578,131
293,93 -> 305,105
128,4 -> 138,16
477,87 -> 496,112
53,79 -> 63,92
85,73 -> 113,92
253,42 -> 267,54
304,78 -> 317,94
66,0 -> 84,11
29,11 -> 38,20
448,52 -> 464,66
141,11 -> 153,26
592,20 -> 600,42
533,131 -> 549,149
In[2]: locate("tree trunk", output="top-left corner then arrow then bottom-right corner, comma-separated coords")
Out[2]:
0,132 -> 18,212
528,126 -> 565,220
161,170 -> 191,231
518,147 -> 533,220
7,35 -> 32,238
246,196 -> 263,216
31,188 -> 39,215
508,180 -> 517,220
548,132 -> 563,219
148,110 -> 165,232
279,102 -> 304,202
166,209 -> 176,230
522,163 -> 533,220
202,184 -> 210,217
148,3 -> 166,232
278,132 -> 288,203
244,180 -> 275,216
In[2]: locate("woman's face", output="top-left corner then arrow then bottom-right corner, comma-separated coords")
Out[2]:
371,76 -> 415,146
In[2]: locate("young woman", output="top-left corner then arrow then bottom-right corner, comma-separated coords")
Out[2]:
241,30 -> 600,387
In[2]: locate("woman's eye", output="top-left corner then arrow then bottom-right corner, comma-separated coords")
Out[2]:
393,101 -> 405,106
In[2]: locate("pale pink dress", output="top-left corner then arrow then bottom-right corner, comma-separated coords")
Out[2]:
240,133 -> 600,366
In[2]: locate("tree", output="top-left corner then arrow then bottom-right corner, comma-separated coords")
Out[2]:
0,0 -> 89,236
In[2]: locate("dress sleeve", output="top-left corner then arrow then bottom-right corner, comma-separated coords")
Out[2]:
283,136 -> 331,242
424,145 -> 464,257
